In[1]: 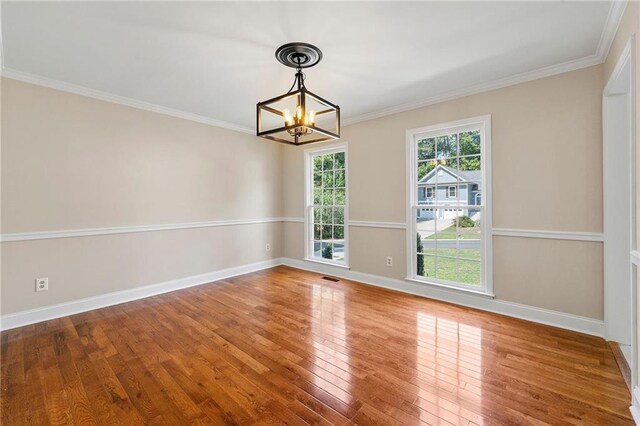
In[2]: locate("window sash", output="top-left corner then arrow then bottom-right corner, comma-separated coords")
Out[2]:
305,144 -> 348,266
407,116 -> 492,295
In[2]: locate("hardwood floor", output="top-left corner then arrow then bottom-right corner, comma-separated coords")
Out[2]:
1,266 -> 632,425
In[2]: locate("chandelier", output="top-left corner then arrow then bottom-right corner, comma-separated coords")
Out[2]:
257,43 -> 340,145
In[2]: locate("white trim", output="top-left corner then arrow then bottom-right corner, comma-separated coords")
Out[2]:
602,35 -> 637,386
0,258 -> 283,331
2,256 -> 606,337
631,386 -> 640,425
343,3 -> 626,127
344,56 -> 601,126
1,3 -> 624,137
280,217 -> 304,223
303,257 -> 351,270
2,220 -> 607,243
631,250 -> 640,267
597,1 -> 628,62
348,220 -> 406,230
304,142 -> 349,267
0,218 -> 289,242
405,276 -> 495,299
281,258 -> 605,337
1,69 -> 253,134
492,228 -> 604,242
406,115 -> 493,295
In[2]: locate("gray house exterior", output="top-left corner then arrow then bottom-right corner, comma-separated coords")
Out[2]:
417,165 -> 481,220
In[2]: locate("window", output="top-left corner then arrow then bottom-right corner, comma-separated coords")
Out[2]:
305,143 -> 348,266
426,187 -> 434,199
407,116 -> 492,294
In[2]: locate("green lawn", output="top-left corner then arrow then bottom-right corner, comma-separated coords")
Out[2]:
425,226 -> 480,240
418,247 -> 481,285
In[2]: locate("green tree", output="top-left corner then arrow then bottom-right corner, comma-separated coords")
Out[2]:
416,233 -> 424,276
322,244 -> 333,260
458,131 -> 481,171
417,131 -> 481,176
455,215 -> 475,228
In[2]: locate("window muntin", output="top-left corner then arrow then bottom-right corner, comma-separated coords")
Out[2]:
409,117 -> 491,293
306,145 -> 347,265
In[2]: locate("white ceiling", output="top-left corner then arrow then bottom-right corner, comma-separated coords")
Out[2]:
1,1 -> 623,132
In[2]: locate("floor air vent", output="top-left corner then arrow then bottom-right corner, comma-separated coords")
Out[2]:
322,276 -> 340,282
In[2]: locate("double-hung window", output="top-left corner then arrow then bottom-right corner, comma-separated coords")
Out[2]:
407,116 -> 492,294
305,143 -> 348,266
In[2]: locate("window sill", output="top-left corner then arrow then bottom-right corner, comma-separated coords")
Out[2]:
304,257 -> 351,270
405,276 -> 495,299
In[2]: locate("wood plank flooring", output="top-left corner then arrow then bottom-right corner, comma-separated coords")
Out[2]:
1,266 -> 632,425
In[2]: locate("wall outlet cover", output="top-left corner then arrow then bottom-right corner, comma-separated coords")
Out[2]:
36,277 -> 49,292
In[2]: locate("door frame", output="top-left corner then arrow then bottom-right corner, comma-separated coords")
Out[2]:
603,35 -> 636,395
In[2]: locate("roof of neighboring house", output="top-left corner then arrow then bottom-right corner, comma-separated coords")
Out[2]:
419,164 -> 481,184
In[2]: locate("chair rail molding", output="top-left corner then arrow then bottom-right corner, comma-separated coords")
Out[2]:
0,218 -> 288,242
492,228 -> 604,242
348,220 -> 407,229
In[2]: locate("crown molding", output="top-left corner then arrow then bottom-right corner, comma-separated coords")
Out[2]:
342,54 -> 602,126
0,68 -> 254,135
1,1 -> 627,132
343,1 -> 628,127
596,0 -> 628,62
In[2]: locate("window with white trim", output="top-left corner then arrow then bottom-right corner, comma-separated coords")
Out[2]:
305,143 -> 348,266
407,116 -> 492,294
426,187 -> 434,199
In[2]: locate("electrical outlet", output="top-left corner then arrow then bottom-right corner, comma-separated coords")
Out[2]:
386,256 -> 393,267
36,277 -> 49,292
265,243 -> 271,252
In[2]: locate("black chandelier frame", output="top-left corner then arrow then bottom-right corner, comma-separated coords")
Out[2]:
256,43 -> 341,146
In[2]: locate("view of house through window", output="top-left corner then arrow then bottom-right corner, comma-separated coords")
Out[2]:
409,117 -> 490,291
306,146 -> 347,265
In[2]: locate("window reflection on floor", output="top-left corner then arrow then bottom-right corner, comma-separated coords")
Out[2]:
416,312 -> 484,424
310,284 -> 353,404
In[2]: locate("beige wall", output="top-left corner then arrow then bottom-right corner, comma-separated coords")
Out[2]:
2,223 -> 282,313
0,48 -> 613,322
2,79 -> 282,232
283,64 -> 605,319
1,78 -> 284,314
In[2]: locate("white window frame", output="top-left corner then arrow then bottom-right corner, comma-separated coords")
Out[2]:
406,115 -> 493,295
426,187 -> 434,199
447,186 -> 457,198
304,141 -> 349,268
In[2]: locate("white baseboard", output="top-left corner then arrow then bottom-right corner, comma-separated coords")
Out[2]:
280,257 -> 605,337
0,258 -> 283,331
631,387 -> 640,425
2,256 -> 605,338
